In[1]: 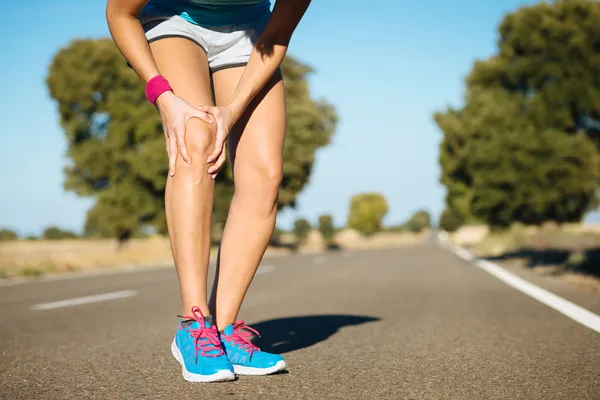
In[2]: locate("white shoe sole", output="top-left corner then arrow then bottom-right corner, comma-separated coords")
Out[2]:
171,340 -> 235,383
233,360 -> 287,376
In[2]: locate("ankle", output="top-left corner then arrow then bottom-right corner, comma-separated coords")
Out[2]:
181,304 -> 210,317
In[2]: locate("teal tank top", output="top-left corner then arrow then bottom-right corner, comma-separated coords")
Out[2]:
139,0 -> 271,27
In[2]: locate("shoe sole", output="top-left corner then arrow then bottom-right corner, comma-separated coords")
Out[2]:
171,340 -> 235,383
233,360 -> 287,376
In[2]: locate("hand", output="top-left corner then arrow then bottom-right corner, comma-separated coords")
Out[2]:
196,104 -> 239,179
156,91 -> 214,177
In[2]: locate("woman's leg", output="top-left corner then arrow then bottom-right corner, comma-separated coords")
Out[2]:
149,38 -> 216,317
208,69 -> 286,329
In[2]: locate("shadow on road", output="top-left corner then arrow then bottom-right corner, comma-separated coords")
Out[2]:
249,314 -> 380,354
485,247 -> 600,278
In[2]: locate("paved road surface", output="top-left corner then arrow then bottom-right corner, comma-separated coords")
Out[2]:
1,243 -> 599,399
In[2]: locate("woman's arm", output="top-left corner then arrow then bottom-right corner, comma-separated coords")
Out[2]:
202,0 -> 312,173
227,0 -> 312,118
105,0 -> 211,176
105,0 -> 159,84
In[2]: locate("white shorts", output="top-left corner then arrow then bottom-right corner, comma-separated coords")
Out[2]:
140,11 -> 270,73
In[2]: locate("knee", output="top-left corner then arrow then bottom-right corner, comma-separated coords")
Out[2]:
261,163 -> 283,196
238,159 -> 282,212
185,119 -> 216,159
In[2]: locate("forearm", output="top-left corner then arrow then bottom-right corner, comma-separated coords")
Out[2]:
226,0 -> 311,118
227,40 -> 287,117
105,0 -> 159,84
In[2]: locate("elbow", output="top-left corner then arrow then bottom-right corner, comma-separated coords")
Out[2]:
255,34 -> 290,59
105,0 -> 139,24
105,1 -> 118,26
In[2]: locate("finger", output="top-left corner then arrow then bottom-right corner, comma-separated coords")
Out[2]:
186,110 -> 213,125
168,134 -> 177,177
175,125 -> 192,165
196,105 -> 211,113
208,148 -> 226,175
207,132 -> 225,163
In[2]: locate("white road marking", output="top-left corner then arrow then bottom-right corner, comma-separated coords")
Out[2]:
438,234 -> 600,335
256,264 -> 275,275
32,290 -> 137,311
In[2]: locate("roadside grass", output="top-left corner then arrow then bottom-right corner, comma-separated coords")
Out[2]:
19,266 -> 46,278
469,223 -> 600,291
0,230 -> 428,278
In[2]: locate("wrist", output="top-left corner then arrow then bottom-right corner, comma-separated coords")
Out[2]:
145,75 -> 173,106
155,90 -> 174,108
226,102 -> 245,122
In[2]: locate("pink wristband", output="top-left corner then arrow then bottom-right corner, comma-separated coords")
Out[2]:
145,75 -> 173,106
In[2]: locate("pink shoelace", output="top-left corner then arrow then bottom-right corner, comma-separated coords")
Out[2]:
225,320 -> 262,357
180,306 -> 224,358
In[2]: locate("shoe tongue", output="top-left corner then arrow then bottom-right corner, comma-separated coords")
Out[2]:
224,324 -> 235,336
204,321 -> 212,329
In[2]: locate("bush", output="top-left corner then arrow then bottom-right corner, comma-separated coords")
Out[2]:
317,215 -> 335,241
439,208 -> 463,232
293,218 -> 311,244
347,193 -> 388,237
42,226 -> 78,240
20,267 -> 44,278
406,210 -> 431,233
386,224 -> 408,233
0,229 -> 18,241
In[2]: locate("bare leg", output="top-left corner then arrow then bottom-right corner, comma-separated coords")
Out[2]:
208,69 -> 286,329
150,38 -> 216,316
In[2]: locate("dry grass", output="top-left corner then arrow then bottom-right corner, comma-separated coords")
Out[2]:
0,237 -> 176,277
0,229 -> 428,279
451,223 -> 600,292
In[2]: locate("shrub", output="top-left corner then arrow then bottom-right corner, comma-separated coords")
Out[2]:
0,229 -> 18,241
293,218 -> 311,244
318,215 -> 335,241
347,193 -> 388,236
439,208 -> 463,232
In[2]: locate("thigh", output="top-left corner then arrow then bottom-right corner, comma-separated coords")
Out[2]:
149,37 -> 213,107
211,68 -> 286,183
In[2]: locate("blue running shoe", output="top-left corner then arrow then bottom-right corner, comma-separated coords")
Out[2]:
171,306 -> 235,382
220,321 -> 286,375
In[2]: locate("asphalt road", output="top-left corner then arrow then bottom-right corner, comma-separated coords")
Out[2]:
1,243 -> 599,399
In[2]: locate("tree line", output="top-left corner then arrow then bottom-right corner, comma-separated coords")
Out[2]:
1,192 -> 432,243
435,0 -> 600,232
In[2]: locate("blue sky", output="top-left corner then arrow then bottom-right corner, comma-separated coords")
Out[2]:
3,0 -> 589,235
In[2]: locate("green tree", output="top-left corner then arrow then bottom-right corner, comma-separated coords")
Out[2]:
293,218 -> 311,244
406,210 -> 431,233
347,193 -> 388,236
0,229 -> 18,241
434,0 -> 600,228
438,207 -> 463,233
47,39 -> 337,240
317,214 -> 335,242
42,226 -> 78,240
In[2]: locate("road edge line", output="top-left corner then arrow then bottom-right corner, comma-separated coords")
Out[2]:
437,233 -> 600,335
